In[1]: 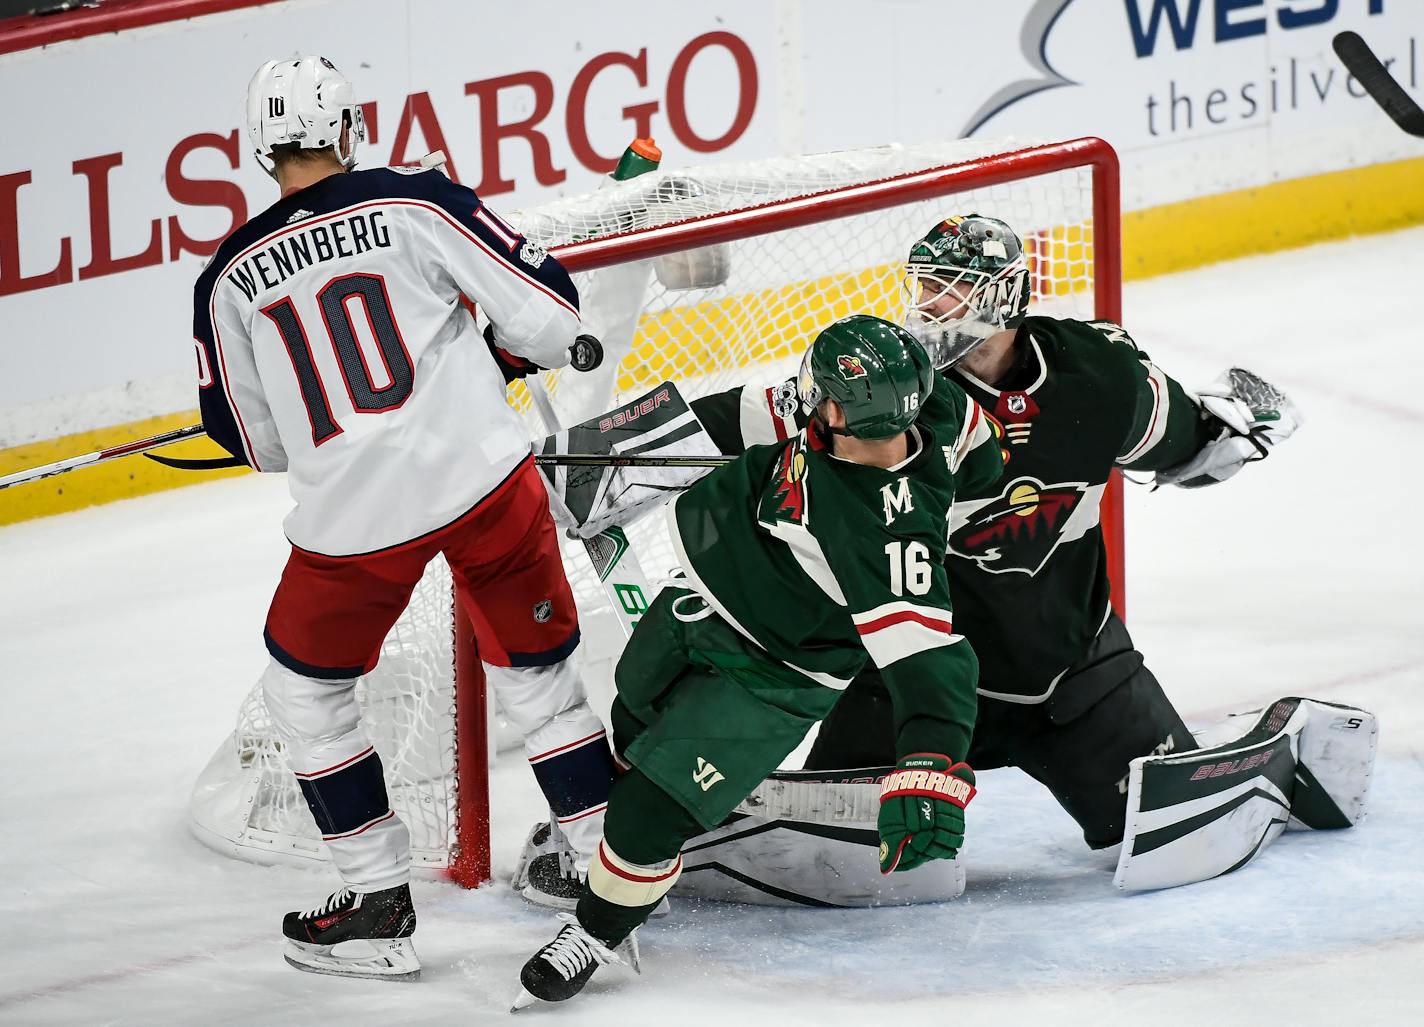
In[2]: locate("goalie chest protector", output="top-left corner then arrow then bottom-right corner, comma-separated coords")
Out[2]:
945,316 -> 1146,700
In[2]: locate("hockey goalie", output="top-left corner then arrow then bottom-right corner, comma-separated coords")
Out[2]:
509,213 -> 1377,1004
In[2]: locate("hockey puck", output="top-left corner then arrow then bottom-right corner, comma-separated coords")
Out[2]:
570,334 -> 603,372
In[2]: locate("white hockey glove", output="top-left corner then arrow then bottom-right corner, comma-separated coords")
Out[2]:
1154,368 -> 1300,489
540,382 -> 719,538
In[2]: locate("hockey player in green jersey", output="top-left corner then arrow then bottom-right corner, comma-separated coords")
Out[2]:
512,315 -> 1004,1008
690,214 -> 1302,861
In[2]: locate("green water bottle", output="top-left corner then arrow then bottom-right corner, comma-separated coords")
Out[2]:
611,137 -> 662,181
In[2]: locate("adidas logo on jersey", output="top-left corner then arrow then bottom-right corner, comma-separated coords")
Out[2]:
286,208 -> 315,224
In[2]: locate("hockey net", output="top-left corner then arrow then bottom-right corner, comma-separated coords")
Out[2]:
188,137 -> 1122,887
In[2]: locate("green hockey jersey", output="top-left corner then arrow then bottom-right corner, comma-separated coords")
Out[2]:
672,378 -> 1003,762
692,316 -> 1212,702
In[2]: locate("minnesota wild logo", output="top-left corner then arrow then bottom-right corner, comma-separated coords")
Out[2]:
949,476 -> 1092,575
760,438 -> 808,525
836,355 -> 868,380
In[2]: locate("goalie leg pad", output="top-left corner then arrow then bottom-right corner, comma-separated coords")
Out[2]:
1288,699 -> 1379,829
674,768 -> 964,907
260,659 -> 411,891
1114,697 -> 1378,892
487,660 -> 615,869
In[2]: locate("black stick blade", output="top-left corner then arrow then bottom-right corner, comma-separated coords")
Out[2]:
143,453 -> 246,471
1333,31 -> 1424,138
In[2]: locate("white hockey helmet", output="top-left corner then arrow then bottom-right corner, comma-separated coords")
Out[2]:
246,56 -> 365,176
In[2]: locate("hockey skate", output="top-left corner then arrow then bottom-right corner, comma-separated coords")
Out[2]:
281,884 -> 420,981
511,915 -> 640,1011
516,821 -> 670,916
512,820 -> 569,904
523,848 -> 585,909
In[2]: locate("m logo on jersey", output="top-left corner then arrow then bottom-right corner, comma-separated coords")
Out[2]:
949,476 -> 1090,575
837,355 -> 868,380
881,476 -> 914,525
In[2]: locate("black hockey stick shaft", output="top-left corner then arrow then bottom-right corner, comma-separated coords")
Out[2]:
1333,31 -> 1424,137
536,453 -> 731,468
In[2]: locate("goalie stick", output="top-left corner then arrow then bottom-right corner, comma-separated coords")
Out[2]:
1333,31 -> 1424,137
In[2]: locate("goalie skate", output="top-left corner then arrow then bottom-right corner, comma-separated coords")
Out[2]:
511,820 -> 565,895
523,849 -> 584,909
515,820 -> 670,915
281,884 -> 420,981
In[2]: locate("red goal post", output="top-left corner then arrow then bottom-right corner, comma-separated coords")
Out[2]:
191,136 -> 1124,890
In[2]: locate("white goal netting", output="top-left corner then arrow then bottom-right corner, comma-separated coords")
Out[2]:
189,137 -> 1111,877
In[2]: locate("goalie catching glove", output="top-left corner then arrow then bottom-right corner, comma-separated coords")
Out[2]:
878,754 -> 976,874
1155,367 -> 1300,488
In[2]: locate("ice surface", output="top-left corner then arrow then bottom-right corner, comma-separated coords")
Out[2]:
2,228 -> 1422,1025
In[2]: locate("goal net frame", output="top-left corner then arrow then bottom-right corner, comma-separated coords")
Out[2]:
190,136 -> 1125,890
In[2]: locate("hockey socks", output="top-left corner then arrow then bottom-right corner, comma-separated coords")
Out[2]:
577,767 -> 698,945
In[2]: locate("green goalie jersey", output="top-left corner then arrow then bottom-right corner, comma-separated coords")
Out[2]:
693,316 -> 1214,702
672,378 -> 1003,762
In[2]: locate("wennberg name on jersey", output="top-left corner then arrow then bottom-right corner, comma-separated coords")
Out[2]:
226,210 -> 393,301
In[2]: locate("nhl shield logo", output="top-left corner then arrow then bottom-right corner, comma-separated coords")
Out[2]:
532,599 -> 553,623
837,355 -> 868,380
1007,394 -> 1028,415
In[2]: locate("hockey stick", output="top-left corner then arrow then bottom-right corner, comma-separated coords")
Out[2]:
1333,31 -> 1424,137
0,424 -> 211,490
0,427 -> 730,492
535,453 -> 729,468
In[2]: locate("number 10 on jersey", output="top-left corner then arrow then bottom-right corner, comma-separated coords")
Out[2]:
262,272 -> 415,445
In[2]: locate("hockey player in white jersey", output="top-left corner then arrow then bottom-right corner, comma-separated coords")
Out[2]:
194,56 -> 616,980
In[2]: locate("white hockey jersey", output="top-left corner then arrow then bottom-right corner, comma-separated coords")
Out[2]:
194,167 -> 580,556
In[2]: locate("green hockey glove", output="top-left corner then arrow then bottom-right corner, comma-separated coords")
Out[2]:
877,753 -> 976,874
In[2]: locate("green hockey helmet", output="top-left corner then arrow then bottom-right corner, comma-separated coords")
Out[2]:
796,314 -> 935,440
904,214 -> 1030,368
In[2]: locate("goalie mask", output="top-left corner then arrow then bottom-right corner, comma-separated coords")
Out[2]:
246,56 -> 365,177
904,214 -> 1030,369
797,315 -> 935,440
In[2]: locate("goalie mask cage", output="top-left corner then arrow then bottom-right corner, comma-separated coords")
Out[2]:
188,136 -> 1123,888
